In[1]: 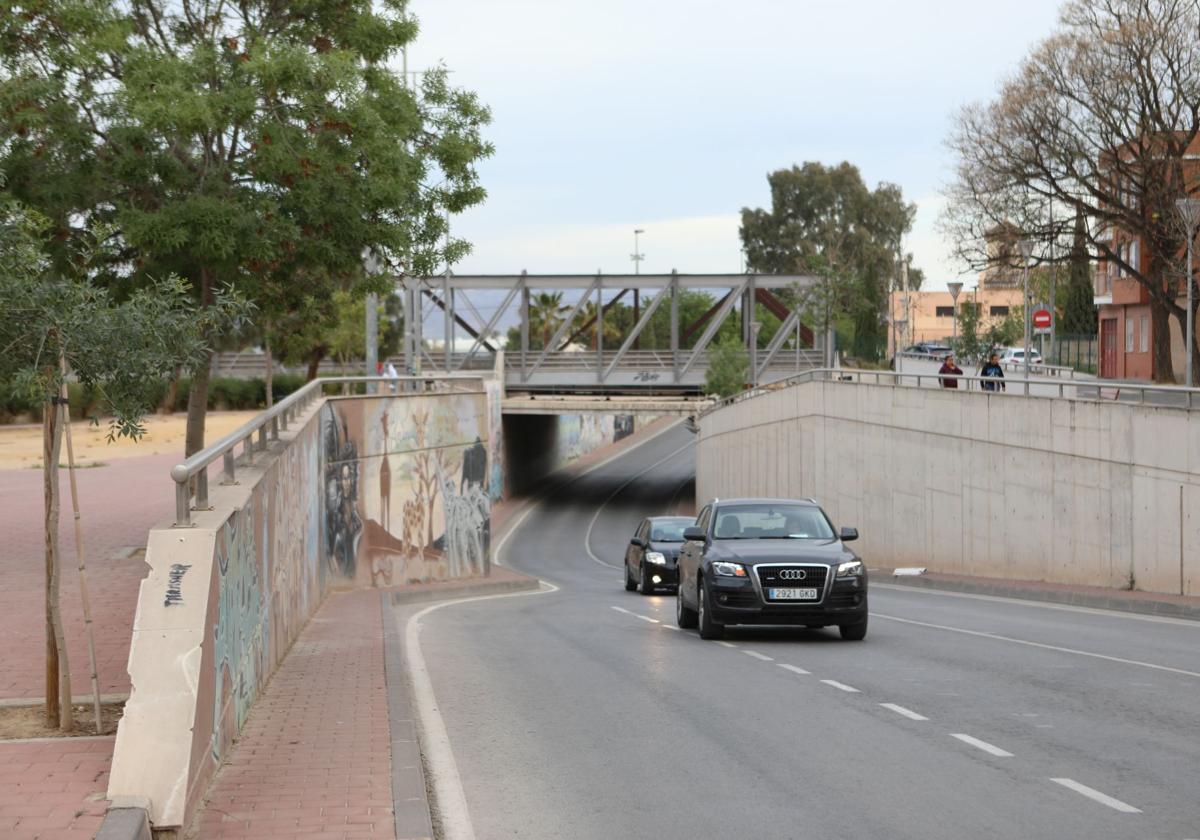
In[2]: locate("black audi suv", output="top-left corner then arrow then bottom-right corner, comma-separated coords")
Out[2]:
623,515 -> 694,594
675,498 -> 868,640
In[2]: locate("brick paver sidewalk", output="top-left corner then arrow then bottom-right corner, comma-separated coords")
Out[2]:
188,590 -> 395,840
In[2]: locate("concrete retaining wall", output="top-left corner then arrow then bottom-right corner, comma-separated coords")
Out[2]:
108,385 -> 496,831
697,381 -> 1198,596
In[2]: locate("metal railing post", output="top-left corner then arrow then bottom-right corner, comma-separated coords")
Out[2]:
257,425 -> 268,451
195,469 -> 209,511
244,437 -> 254,465
222,451 -> 236,485
175,482 -> 191,527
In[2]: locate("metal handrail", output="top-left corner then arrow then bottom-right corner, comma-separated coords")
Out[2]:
701,367 -> 1200,417
170,374 -> 485,527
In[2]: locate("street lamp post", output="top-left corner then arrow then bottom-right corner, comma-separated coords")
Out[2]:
948,281 -> 963,348
631,229 -> 645,275
1176,200 -> 1200,388
1019,239 -> 1036,395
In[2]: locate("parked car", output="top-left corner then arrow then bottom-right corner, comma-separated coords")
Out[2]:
624,515 -> 694,594
998,347 -> 1043,366
902,342 -> 951,358
675,498 -> 868,640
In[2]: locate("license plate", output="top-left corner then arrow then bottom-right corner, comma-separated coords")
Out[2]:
768,587 -> 818,601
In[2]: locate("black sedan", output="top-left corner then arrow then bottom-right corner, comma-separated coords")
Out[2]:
676,498 -> 867,640
623,516 -> 694,595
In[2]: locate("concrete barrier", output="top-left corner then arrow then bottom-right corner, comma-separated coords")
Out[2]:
108,385 -> 497,832
696,379 -> 1199,597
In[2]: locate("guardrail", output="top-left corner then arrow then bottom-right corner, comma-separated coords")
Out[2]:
894,352 -> 1080,380
170,374 -> 484,527
704,367 -> 1200,416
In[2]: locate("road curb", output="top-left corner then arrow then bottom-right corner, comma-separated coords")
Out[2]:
385,574 -> 541,608
883,573 -> 1200,621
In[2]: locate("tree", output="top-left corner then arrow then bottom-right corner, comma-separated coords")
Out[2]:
1062,212 -> 1099,334
0,196 -> 241,731
1,0 -> 493,448
528,292 -> 570,349
740,162 -> 920,363
704,337 -> 749,398
942,0 -> 1200,382
954,301 -> 985,362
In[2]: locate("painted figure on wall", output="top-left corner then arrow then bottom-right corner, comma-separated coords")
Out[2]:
438,462 -> 490,577
461,437 -> 487,493
323,407 -> 362,578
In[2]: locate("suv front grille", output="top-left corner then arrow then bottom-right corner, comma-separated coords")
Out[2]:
756,565 -> 828,600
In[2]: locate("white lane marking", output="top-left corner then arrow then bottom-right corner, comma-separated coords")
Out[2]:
874,583 -> 1200,628
743,650 -> 773,661
950,733 -> 1013,757
820,680 -> 860,693
662,624 -> 681,631
583,438 -> 696,570
635,614 -> 660,624
611,606 -> 633,615
778,664 -> 810,675
875,613 -> 1200,680
880,703 -> 929,721
406,581 -> 560,840
717,641 -> 738,648
1050,778 -> 1142,813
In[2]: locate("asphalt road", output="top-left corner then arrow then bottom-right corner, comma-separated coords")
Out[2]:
412,423 -> 1200,840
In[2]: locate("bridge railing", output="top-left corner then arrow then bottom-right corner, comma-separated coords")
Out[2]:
704,367 -> 1200,416
170,374 -> 484,527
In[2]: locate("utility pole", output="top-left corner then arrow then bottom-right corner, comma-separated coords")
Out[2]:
631,229 -> 645,275
1177,199 -> 1200,387
1020,239 -> 1036,395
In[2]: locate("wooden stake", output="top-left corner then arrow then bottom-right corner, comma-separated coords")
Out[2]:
60,357 -> 102,733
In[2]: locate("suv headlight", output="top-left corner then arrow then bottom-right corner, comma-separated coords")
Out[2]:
711,561 -> 747,578
836,560 -> 864,577
645,551 -> 668,565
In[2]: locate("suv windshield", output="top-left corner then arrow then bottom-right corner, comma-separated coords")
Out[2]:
712,504 -> 835,540
650,519 -> 693,542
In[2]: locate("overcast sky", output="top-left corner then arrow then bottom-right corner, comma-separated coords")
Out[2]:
409,0 -> 1063,290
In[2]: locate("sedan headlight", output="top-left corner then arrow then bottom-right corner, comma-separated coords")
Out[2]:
645,551 -> 668,565
836,560 -> 864,577
711,561 -> 747,578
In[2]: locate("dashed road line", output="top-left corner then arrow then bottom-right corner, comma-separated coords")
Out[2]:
820,679 -> 860,693
950,733 -> 1013,757
1049,778 -> 1141,813
880,703 -> 928,721
611,606 -> 633,616
717,641 -> 738,648
875,613 -> 1200,680
662,624 -> 681,631
635,614 -> 660,624
777,664 -> 810,675
742,650 -> 773,661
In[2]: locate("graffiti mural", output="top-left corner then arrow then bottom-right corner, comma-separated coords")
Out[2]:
211,505 -> 265,763
322,407 -> 363,578
320,391 -> 493,587
483,379 -> 505,500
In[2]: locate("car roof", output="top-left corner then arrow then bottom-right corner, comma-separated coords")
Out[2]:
714,498 -> 820,508
647,515 -> 693,522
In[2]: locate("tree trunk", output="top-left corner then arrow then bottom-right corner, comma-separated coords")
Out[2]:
306,346 -> 325,382
1169,303 -> 1200,387
43,392 -> 71,731
264,321 -> 274,409
185,268 -> 215,458
1151,296 -> 1175,383
159,366 -> 180,415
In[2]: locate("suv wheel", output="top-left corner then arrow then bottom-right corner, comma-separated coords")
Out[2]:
624,563 -> 637,592
676,585 -> 698,628
839,615 -> 868,641
697,581 -> 724,640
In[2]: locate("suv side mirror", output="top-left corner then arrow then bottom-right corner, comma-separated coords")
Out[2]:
630,537 -> 645,548
839,527 -> 859,543
683,526 -> 707,543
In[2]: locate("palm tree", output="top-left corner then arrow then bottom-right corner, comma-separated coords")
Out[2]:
529,292 -> 569,349
573,300 -> 624,350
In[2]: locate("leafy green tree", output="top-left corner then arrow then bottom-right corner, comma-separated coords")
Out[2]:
0,0 -> 492,453
740,163 -> 919,363
528,292 -> 569,349
0,197 -> 242,731
704,337 -> 749,398
1061,213 -> 1099,335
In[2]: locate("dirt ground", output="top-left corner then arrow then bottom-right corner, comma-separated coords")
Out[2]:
0,701 -> 124,739
0,411 -> 259,470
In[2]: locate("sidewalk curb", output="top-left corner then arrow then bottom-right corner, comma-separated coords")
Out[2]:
882,574 -> 1200,621
385,574 -> 541,608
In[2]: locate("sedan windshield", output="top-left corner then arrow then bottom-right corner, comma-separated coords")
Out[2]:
650,518 -> 693,542
712,505 -> 835,540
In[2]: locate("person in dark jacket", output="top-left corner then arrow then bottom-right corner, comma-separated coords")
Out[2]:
980,352 -> 1006,392
938,354 -> 963,388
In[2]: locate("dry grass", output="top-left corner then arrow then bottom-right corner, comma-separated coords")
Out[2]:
0,701 -> 125,740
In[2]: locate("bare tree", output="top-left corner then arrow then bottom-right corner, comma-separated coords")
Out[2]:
943,0 -> 1200,382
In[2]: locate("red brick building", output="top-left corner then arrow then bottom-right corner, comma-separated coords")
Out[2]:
1095,136 -> 1200,381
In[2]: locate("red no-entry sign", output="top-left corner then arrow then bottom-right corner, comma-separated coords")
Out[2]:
1032,309 -> 1053,330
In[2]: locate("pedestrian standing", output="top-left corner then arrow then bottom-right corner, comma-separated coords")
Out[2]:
938,354 -> 963,389
980,352 -> 1006,392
